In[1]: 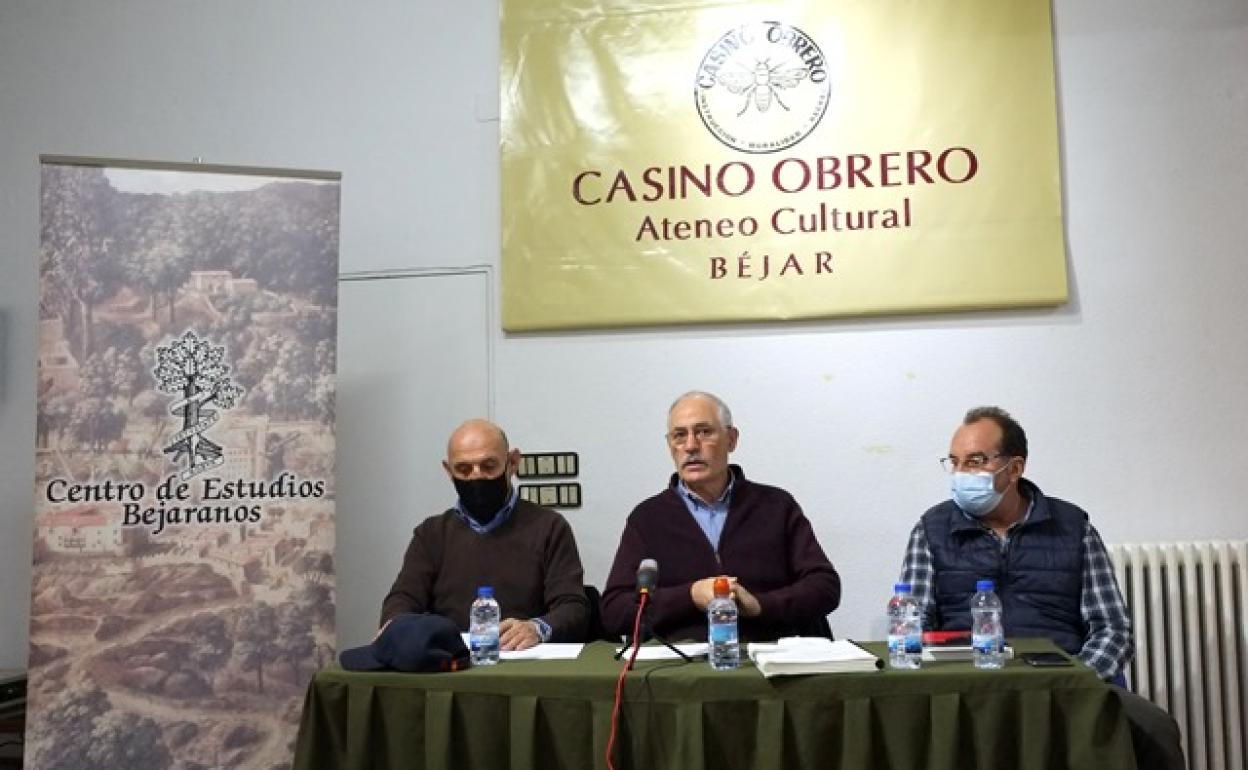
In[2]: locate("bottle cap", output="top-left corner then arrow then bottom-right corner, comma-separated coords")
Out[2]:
477,585 -> 494,598
712,576 -> 731,597
894,582 -> 912,594
975,579 -> 994,592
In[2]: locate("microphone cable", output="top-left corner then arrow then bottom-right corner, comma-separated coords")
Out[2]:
606,590 -> 647,770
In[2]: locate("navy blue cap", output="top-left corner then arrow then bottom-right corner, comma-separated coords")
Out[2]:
339,613 -> 471,672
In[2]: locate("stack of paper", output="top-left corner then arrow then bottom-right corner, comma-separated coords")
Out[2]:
747,637 -> 882,677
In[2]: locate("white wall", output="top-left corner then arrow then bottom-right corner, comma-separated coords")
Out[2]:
1,0 -> 1246,667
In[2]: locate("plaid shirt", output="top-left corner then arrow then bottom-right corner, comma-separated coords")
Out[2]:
900,501 -> 1133,680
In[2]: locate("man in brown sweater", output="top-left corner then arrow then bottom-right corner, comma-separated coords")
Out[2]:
601,392 -> 841,642
380,419 -> 589,650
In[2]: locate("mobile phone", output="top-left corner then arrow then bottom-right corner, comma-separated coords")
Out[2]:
1022,652 -> 1073,667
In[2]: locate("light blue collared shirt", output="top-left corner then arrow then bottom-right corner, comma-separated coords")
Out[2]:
677,476 -> 735,551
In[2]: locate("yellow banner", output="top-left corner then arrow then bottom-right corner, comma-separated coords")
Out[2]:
501,0 -> 1067,330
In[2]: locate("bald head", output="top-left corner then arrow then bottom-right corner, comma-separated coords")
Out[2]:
446,419 -> 508,457
443,419 -> 517,481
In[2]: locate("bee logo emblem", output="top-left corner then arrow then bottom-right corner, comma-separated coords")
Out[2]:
696,22 -> 831,153
718,59 -> 810,116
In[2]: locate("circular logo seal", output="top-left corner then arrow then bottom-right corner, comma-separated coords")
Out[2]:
695,22 -> 831,154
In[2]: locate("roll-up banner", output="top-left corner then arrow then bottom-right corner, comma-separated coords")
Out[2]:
30,157 -> 340,769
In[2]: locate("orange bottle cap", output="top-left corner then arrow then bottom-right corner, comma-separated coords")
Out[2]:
712,576 -> 731,597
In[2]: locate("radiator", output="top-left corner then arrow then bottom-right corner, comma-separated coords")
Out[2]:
1109,540 -> 1248,770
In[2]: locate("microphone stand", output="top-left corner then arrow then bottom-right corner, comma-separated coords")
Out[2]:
614,591 -> 694,666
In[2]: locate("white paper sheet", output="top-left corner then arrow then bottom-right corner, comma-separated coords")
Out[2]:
920,644 -> 1015,662
501,643 -> 584,661
457,633 -> 586,661
615,643 -> 708,661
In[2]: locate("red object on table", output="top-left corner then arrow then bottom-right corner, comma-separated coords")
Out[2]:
922,630 -> 971,645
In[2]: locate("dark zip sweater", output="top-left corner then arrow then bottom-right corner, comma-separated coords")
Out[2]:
601,466 -> 841,642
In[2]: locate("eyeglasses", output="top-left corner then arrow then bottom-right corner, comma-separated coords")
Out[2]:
939,453 -> 1010,474
666,425 -> 723,446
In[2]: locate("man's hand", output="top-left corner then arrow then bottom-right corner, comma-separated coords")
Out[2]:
731,582 -> 762,618
690,577 -> 720,610
499,618 -> 541,651
691,576 -> 762,617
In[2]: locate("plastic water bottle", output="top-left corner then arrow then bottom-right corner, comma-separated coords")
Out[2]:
469,585 -> 501,666
887,582 -> 922,669
707,576 -> 739,670
971,579 -> 1005,669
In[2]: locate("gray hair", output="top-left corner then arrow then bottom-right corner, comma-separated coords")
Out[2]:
669,391 -> 733,427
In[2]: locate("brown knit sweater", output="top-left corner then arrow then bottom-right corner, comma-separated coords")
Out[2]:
380,499 -> 589,641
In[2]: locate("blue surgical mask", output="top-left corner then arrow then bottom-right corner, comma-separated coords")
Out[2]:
950,467 -> 1008,517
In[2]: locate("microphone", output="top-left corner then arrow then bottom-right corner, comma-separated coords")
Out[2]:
636,559 -> 658,595
614,559 -> 658,661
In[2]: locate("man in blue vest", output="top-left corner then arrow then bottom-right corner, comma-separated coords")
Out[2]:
899,406 -> 1183,770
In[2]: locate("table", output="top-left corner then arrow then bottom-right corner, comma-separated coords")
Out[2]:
293,639 -> 1136,770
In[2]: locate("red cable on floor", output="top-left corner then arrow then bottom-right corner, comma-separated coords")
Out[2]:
606,591 -> 647,770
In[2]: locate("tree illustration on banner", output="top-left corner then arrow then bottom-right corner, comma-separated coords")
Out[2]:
154,330 -> 244,480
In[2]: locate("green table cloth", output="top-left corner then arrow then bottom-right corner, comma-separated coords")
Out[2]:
293,639 -> 1136,770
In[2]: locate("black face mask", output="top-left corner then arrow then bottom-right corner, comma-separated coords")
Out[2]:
453,472 -> 511,526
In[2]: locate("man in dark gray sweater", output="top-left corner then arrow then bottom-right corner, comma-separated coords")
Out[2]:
601,392 -> 840,642
380,419 -> 589,650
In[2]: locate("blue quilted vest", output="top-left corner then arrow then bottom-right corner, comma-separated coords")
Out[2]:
922,478 -> 1087,655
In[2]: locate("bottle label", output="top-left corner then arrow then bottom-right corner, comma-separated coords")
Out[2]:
470,634 -> 498,651
972,634 -> 999,655
904,633 -> 922,655
887,635 -> 902,654
709,624 -> 737,644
